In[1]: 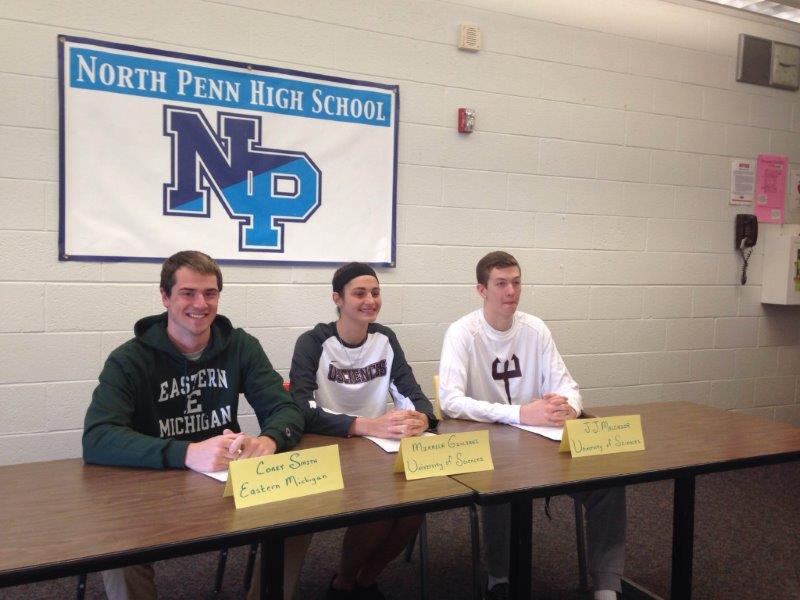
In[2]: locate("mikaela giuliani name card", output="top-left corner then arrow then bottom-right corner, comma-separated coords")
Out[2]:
558,415 -> 645,458
393,431 -> 494,480
223,444 -> 344,509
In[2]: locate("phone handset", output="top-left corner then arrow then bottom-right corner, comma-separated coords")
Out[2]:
735,214 -> 758,285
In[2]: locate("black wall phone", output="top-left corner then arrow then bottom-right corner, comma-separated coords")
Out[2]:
735,214 -> 758,285
735,214 -> 758,249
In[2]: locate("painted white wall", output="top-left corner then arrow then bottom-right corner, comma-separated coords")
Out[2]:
1,0 -> 799,465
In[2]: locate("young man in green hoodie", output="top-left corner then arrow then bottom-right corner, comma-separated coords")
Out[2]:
83,250 -> 304,599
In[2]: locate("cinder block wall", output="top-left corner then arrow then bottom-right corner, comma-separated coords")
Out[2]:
1,0 -> 799,465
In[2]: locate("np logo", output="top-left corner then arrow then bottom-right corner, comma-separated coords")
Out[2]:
163,106 -> 321,252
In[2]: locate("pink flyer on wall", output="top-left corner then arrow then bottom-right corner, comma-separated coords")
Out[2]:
754,154 -> 788,223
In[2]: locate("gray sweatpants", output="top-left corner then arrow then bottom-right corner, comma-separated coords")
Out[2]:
481,486 -> 626,592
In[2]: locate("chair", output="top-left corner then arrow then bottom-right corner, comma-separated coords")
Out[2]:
213,543 -> 260,593
76,573 -> 86,599
403,503 -> 481,600
431,374 -> 444,422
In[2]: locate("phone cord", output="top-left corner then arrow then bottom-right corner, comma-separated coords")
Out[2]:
739,246 -> 753,285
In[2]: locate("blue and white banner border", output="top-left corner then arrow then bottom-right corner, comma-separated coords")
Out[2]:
58,35 -> 399,266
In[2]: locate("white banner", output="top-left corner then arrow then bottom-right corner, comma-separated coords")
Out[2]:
59,36 -> 398,265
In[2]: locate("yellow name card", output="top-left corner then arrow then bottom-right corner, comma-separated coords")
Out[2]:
223,444 -> 344,509
393,431 -> 494,480
559,415 -> 645,458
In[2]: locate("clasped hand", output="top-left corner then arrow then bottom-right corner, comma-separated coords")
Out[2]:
185,428 -> 277,472
519,393 -> 575,427
354,409 -> 429,439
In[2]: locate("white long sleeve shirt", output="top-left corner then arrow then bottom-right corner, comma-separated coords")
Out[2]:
438,309 -> 582,424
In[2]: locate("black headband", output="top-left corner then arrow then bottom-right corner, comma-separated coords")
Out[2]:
332,262 -> 378,294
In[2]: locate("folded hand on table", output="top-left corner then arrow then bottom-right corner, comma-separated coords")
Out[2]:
519,394 -> 575,428
350,409 -> 429,439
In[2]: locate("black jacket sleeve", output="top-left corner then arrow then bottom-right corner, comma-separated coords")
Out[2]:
290,330 -> 356,437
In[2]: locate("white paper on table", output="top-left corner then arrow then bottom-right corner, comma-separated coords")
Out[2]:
201,469 -> 228,482
364,431 -> 437,453
510,423 -> 563,441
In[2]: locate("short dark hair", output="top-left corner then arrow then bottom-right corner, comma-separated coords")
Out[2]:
160,251 -> 223,296
475,251 -> 520,285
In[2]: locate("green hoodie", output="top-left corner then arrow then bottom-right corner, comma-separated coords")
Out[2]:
83,313 -> 303,469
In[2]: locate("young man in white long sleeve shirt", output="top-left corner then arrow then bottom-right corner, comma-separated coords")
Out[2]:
438,251 -> 626,600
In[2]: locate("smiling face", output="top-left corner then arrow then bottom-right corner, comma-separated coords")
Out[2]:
334,274 -> 382,329
160,266 -> 220,353
478,265 -> 521,330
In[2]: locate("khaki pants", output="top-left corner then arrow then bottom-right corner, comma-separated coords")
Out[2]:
101,534 -> 312,600
246,534 -> 313,600
101,563 -> 156,600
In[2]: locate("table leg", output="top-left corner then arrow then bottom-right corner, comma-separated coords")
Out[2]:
419,516 -> 429,600
509,498 -> 532,600
671,475 -> 695,600
261,536 -> 284,600
470,504 -> 481,600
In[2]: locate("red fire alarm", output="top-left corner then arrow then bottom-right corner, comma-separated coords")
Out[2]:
458,108 -> 475,133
